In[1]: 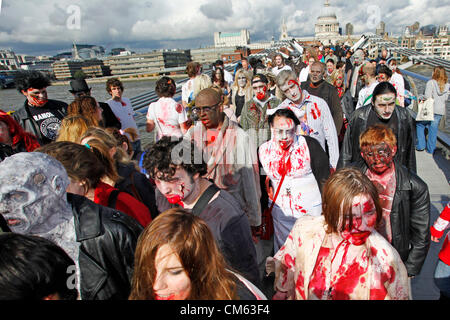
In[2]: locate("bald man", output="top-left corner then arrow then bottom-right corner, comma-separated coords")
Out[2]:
185,88 -> 262,229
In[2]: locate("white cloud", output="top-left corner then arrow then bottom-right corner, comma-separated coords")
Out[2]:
0,0 -> 448,54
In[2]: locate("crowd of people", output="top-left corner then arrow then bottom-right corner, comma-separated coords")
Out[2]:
0,40 -> 449,301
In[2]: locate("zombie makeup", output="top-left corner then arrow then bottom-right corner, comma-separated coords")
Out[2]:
361,143 -> 396,175
237,75 -> 247,88
252,80 -> 268,101
373,93 -> 396,119
280,79 -> 302,103
377,73 -> 389,82
154,168 -> 196,206
272,116 -> 296,150
23,87 -> 48,107
309,65 -> 324,83
339,194 -> 377,245
153,244 -> 191,300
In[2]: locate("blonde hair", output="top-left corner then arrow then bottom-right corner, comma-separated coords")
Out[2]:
193,74 -> 212,98
57,115 -> 93,143
432,66 -> 448,92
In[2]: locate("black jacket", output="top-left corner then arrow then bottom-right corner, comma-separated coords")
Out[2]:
115,162 -> 159,219
0,142 -> 27,162
338,104 -> 417,173
67,193 -> 143,300
350,160 -> 430,276
13,99 -> 67,145
99,102 -> 121,129
304,135 -> 331,193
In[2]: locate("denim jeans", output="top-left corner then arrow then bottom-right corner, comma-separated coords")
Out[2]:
416,114 -> 442,154
434,258 -> 450,298
130,139 -> 142,154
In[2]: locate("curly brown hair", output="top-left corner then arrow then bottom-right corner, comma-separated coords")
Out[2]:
143,136 -> 207,181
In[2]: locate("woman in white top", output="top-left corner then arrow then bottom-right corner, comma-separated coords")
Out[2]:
181,62 -> 202,109
230,68 -> 253,119
146,77 -> 190,141
299,57 -> 316,83
416,66 -> 450,154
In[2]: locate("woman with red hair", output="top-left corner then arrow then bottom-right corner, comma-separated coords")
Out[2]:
0,110 -> 40,162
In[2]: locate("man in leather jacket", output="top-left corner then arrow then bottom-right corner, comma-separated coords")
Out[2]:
350,124 -> 430,277
13,71 -> 68,145
338,81 -> 416,173
0,152 -> 143,300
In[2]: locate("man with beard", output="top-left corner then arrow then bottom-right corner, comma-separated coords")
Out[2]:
143,136 -> 260,286
350,124 -> 430,278
13,71 -> 68,145
300,61 -> 343,135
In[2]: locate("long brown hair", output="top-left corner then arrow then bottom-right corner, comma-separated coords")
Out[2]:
67,96 -> 100,127
432,66 -> 448,92
322,167 -> 382,234
129,208 -> 238,300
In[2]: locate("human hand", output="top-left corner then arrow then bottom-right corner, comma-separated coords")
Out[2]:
272,290 -> 288,300
431,235 -> 441,243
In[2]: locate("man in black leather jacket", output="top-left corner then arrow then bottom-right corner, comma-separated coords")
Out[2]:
350,124 -> 430,277
0,152 -> 143,300
338,81 -> 416,173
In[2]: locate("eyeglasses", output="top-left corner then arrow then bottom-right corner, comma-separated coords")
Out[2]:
191,102 -> 220,114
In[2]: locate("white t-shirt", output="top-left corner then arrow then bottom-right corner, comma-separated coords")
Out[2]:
181,78 -> 195,104
107,97 -> 139,137
272,65 -> 292,77
356,81 -> 379,110
298,66 -> 310,83
146,97 -> 188,141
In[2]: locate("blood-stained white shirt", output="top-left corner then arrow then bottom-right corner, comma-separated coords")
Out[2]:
146,97 -> 188,141
273,215 -> 410,300
107,97 -> 139,137
271,90 -> 338,168
259,135 -> 322,219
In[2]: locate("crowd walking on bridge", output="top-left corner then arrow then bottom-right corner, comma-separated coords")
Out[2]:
0,40 -> 449,301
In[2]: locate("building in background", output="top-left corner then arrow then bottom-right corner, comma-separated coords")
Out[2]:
0,50 -> 20,70
104,49 -> 190,76
315,0 -> 341,45
214,29 -> 250,48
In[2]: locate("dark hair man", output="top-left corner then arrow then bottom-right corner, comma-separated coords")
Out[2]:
105,78 -> 141,153
240,73 -> 281,147
68,79 -> 120,129
13,71 -> 68,145
143,136 -> 260,286
338,81 -> 416,172
0,233 -> 79,300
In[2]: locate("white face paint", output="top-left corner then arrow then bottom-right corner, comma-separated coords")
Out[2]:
272,116 -> 296,150
237,75 -> 247,88
280,79 -> 302,103
373,93 -> 396,119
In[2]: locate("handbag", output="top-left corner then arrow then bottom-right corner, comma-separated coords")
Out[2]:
416,97 -> 434,121
260,156 -> 290,240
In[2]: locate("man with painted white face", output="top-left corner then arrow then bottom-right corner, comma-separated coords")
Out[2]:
338,81 -> 416,172
13,71 -> 68,145
185,88 -> 262,230
240,73 -> 281,147
350,124 -> 430,278
259,108 -> 330,252
300,61 -> 344,135
274,69 -> 339,170
143,136 -> 260,286
0,152 -> 143,300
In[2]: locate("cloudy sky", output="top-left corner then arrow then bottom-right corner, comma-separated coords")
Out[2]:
0,0 -> 448,55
